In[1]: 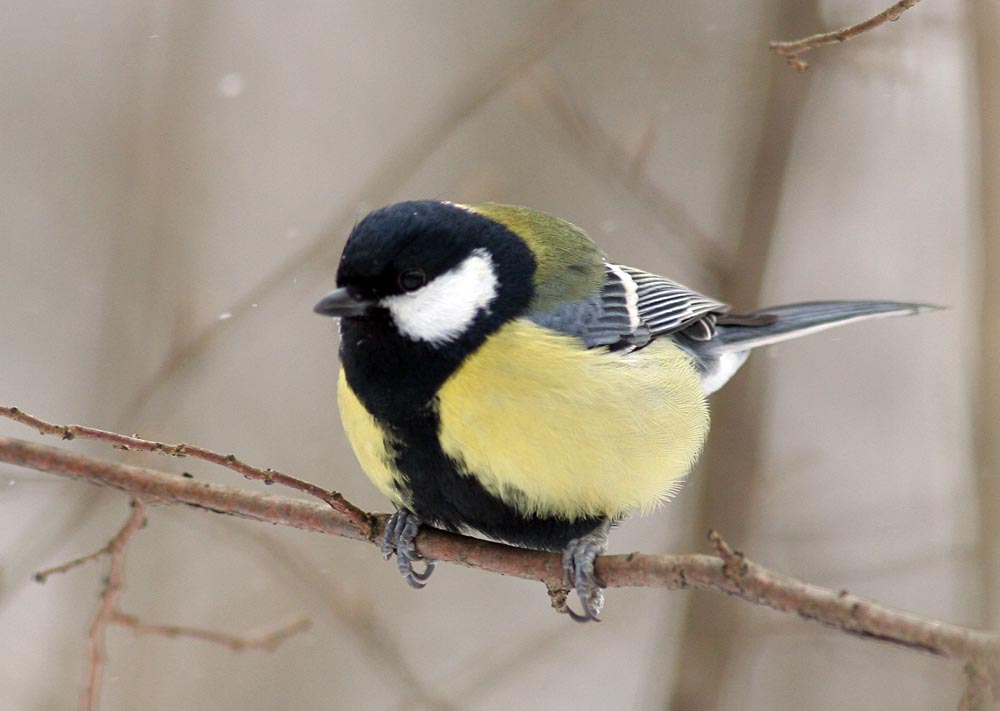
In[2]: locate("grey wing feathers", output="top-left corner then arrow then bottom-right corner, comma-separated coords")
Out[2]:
618,266 -> 729,340
528,264 -> 728,349
528,265 -> 649,348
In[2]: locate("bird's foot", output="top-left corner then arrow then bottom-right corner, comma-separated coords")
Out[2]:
381,509 -> 436,589
561,520 -> 611,622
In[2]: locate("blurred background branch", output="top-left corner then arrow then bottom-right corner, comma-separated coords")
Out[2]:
973,0 -> 1000,636
36,496 -> 308,711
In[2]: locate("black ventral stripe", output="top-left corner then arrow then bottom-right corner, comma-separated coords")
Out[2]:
386,399 -> 605,552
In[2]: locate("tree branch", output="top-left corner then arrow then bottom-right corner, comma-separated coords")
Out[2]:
0,406 -> 373,536
769,0 -> 922,71
2,430 -> 999,677
959,663 -> 986,711
0,434 -> 364,540
81,499 -> 146,711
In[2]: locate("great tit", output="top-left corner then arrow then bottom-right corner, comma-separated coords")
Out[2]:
314,199 -> 932,621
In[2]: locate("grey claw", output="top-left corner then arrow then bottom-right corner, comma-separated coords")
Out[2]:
381,510 -> 408,560
561,520 -> 610,622
382,510 -> 436,589
409,559 -> 436,582
402,559 -> 436,589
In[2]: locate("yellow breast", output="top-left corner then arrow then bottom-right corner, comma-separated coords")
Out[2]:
337,370 -> 409,509
436,319 -> 709,521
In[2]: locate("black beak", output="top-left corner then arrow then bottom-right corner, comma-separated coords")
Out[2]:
313,287 -> 374,317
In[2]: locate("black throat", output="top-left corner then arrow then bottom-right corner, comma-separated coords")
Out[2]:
339,208 -> 535,427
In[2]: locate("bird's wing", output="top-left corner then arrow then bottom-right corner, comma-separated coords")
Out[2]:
619,266 -> 731,341
528,264 -> 730,349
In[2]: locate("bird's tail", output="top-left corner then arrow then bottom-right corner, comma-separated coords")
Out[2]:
710,300 -> 937,353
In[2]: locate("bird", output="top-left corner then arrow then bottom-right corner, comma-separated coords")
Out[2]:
314,199 -> 933,622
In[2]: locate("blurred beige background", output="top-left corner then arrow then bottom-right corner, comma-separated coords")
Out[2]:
1,1 -> 997,710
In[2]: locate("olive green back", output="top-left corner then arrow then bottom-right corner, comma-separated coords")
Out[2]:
467,203 -> 605,312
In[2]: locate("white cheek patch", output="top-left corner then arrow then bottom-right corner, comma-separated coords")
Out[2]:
382,249 -> 498,346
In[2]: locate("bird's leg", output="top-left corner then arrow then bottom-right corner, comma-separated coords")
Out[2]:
381,509 -> 436,589
561,519 -> 611,622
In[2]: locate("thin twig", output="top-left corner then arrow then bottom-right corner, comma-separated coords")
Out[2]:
36,547 -> 113,583
769,0 -> 922,71
957,659 -> 995,711
0,406 -> 373,536
36,499 -> 311,710
110,612 -> 311,653
3,433 -> 999,678
82,499 -> 147,711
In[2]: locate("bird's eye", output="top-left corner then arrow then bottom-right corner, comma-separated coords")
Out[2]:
397,269 -> 426,292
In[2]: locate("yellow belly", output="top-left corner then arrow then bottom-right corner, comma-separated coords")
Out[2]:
436,319 -> 709,520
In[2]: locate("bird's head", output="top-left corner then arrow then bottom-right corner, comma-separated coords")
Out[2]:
315,200 -> 603,348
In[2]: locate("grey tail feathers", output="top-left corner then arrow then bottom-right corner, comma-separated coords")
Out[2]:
709,300 -> 939,353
